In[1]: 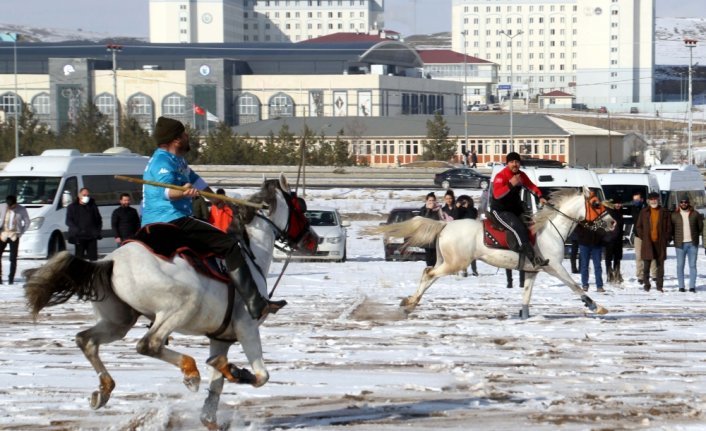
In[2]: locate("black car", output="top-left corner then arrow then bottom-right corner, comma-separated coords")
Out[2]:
434,168 -> 490,189
382,207 -> 426,261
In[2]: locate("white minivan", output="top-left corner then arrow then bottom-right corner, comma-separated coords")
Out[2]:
650,164 -> 706,216
0,148 -> 148,258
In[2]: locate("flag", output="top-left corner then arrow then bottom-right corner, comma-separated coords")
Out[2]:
193,104 -> 205,116
206,111 -> 219,122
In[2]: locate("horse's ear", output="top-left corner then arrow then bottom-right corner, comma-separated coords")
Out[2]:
278,173 -> 287,191
583,186 -> 591,198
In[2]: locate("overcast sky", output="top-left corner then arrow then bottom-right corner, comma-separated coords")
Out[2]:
0,0 -> 703,38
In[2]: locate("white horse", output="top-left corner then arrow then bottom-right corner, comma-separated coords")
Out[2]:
24,174 -> 317,429
374,187 -> 615,318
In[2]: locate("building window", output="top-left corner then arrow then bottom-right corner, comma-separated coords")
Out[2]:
31,93 -> 50,115
237,93 -> 261,124
269,92 -> 294,117
162,93 -> 188,118
94,93 -> 115,115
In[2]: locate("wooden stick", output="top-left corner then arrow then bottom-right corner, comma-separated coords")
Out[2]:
114,175 -> 266,209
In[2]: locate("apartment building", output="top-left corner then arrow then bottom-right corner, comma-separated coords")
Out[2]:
149,0 -> 384,43
451,0 -> 654,105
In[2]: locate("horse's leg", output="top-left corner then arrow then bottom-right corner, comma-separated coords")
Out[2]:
543,264 -> 608,314
135,313 -> 201,392
75,300 -> 140,410
401,260 -> 458,311
519,272 -> 538,319
201,340 -> 233,430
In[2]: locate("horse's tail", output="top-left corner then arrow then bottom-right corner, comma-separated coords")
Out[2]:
24,251 -> 114,320
370,216 -> 447,247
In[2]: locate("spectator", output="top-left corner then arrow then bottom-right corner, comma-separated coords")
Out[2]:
630,192 -> 656,284
456,195 -> 479,276
569,230 -> 580,274
111,193 -> 141,246
0,195 -> 30,284
635,192 -> 671,292
575,221 -> 605,293
420,192 -> 443,267
470,149 -> 478,168
440,189 -> 457,221
209,188 -> 235,233
604,201 -> 625,283
192,195 -> 210,222
66,187 -> 103,261
671,196 -> 703,293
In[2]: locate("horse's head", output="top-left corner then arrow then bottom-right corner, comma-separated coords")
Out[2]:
580,186 -> 616,232
535,186 -> 616,233
252,174 -> 319,255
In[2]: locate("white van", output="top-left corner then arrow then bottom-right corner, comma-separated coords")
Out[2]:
649,165 -> 706,216
0,148 -> 148,258
598,170 -> 660,244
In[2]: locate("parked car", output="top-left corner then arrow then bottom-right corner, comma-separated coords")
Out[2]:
434,168 -> 490,189
381,207 -> 426,261
490,103 -> 502,111
273,207 -> 349,262
598,106 -> 608,114
470,104 -> 489,111
571,103 -> 588,111
629,107 -> 639,114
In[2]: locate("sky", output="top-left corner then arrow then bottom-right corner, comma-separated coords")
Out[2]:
2,186 -> 706,429
0,0 -> 704,38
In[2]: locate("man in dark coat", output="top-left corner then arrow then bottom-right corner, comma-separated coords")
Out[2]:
66,187 -> 103,261
111,193 -> 141,246
635,192 -> 672,292
604,201 -> 625,283
420,192 -> 443,267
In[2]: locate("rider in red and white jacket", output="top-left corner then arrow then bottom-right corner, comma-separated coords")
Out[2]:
490,152 -> 549,269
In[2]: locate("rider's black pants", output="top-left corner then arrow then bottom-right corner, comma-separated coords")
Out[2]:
491,210 -> 530,254
170,217 -> 244,271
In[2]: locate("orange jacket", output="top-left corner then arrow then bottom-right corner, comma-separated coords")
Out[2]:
209,203 -> 234,232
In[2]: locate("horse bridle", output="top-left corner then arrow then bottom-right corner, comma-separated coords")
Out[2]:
542,194 -> 612,244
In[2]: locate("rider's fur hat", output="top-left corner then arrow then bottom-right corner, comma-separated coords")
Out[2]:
153,116 -> 185,145
506,152 -> 522,163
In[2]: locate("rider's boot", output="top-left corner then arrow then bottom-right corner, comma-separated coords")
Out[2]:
524,245 -> 549,268
230,263 -> 286,320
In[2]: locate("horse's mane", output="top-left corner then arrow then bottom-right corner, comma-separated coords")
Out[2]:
532,188 -> 581,232
239,179 -> 279,225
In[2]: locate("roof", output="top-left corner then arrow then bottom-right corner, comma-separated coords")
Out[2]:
417,50 -> 492,64
233,114 -> 609,138
300,32 -> 387,44
547,116 -> 624,137
540,90 -> 574,97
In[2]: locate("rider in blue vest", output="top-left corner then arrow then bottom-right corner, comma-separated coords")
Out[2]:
142,116 -> 286,320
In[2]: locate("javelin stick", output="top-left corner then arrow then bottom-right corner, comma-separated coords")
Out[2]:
114,175 -> 266,210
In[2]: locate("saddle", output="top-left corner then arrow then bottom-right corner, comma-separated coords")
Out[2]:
483,215 -> 536,250
126,223 -> 230,283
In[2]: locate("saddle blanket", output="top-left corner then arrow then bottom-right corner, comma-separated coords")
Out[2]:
483,218 -> 536,250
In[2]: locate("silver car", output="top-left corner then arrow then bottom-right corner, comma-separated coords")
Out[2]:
274,207 -> 349,262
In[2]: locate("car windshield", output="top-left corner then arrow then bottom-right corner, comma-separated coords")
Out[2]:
389,210 -> 420,223
0,176 -> 62,205
306,210 -> 337,226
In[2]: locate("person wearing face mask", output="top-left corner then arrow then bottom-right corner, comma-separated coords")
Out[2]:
635,192 -> 671,292
670,196 -> 704,293
141,116 -> 286,320
66,187 -> 103,261
111,193 -> 141,246
0,195 -> 30,284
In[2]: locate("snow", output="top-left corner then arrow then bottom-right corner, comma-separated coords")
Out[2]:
2,187 -> 706,430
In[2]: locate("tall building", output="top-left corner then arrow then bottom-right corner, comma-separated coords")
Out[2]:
451,0 -> 654,105
150,0 -> 385,43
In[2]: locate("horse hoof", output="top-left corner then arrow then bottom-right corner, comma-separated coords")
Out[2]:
399,297 -> 417,310
596,305 -> 609,315
183,375 -> 201,392
200,413 -> 220,431
90,390 -> 110,410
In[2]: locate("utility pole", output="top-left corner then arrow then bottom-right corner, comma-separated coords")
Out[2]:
500,30 -> 523,152
685,38 -> 697,164
106,44 -> 123,148
2,32 -> 20,157
462,29 -> 468,163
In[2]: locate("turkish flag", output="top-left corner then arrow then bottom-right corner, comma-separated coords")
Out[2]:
193,104 -> 205,116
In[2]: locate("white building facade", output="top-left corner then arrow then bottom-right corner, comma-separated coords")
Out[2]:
150,0 -> 385,43
451,0 -> 654,106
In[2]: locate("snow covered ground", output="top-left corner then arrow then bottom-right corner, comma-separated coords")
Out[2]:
1,187 -> 706,430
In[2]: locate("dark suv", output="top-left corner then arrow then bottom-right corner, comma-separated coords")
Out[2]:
381,207 -> 426,261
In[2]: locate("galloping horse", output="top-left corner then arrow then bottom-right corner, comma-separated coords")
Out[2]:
24,174 -> 316,429
375,187 -> 615,318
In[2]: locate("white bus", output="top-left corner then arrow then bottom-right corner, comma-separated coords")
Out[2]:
0,148 -> 148,258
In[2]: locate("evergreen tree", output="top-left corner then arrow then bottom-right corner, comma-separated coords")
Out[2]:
56,104 -> 112,153
119,116 -> 153,156
421,112 -> 456,161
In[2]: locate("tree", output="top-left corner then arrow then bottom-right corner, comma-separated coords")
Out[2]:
56,104 -> 112,153
119,116 -> 153,156
421,113 -> 456,161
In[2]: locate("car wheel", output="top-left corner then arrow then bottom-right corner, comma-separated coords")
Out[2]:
339,247 -> 347,263
479,179 -> 489,190
47,232 -> 66,258
441,180 -> 450,189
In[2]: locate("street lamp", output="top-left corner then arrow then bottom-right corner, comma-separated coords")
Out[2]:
499,29 -> 523,152
461,30 -> 468,163
685,38 -> 697,164
106,44 -> 122,148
